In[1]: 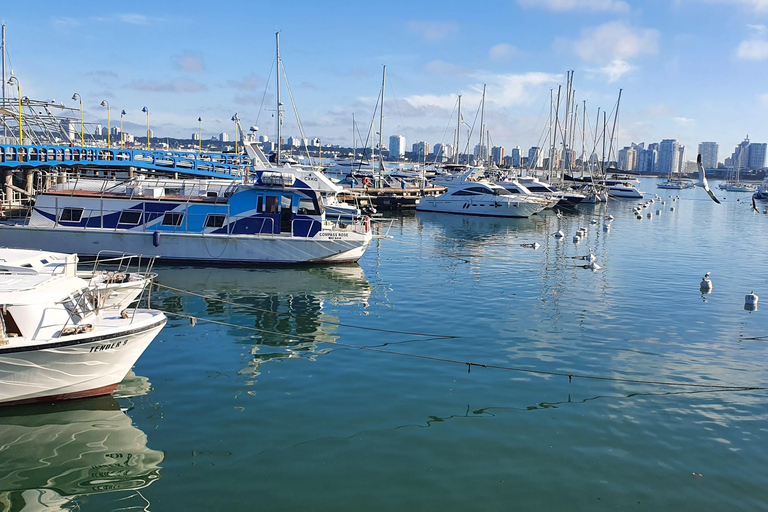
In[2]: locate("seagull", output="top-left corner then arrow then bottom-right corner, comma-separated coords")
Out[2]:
700,272 -> 713,291
696,154 -> 721,204
752,196 -> 759,213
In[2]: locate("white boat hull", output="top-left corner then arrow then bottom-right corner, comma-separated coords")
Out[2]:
607,187 -> 643,198
416,195 -> 545,217
0,224 -> 371,265
0,311 -> 166,406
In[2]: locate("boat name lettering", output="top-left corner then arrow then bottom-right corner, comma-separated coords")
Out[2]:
319,231 -> 350,239
89,340 -> 129,353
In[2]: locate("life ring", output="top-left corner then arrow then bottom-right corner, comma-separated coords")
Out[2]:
362,177 -> 371,186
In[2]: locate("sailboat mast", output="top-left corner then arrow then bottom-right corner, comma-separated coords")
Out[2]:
1,24 -> 5,110
275,32 -> 282,166
378,65 -> 386,173
352,113 -> 356,162
478,84 -> 486,165
455,95 -> 461,164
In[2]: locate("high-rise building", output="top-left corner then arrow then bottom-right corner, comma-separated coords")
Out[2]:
511,147 -> 521,168
698,142 -> 719,169
677,145 -> 686,174
491,146 -> 505,166
657,139 -> 680,177
432,143 -> 451,162
637,147 -> 658,173
219,132 -> 229,142
618,146 -> 638,172
748,143 -> 767,169
412,141 -> 429,160
389,135 -> 405,159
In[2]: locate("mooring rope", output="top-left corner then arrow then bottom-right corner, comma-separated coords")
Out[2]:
157,309 -> 765,392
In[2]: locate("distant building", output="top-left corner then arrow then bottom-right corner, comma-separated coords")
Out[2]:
637,147 -> 658,174
748,142 -> 767,169
219,132 -> 229,142
432,142 -> 451,162
389,135 -> 406,159
528,147 -> 543,169
192,133 -> 200,141
258,135 -> 269,143
412,141 -> 429,160
698,142 -> 719,169
618,146 -> 637,172
491,146 -> 505,166
311,137 -> 321,147
657,139 -> 680,177
511,146 -> 521,168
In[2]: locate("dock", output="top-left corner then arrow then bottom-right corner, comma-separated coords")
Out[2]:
340,185 -> 445,211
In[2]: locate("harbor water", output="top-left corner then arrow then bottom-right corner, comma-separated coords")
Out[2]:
2,178 -> 768,511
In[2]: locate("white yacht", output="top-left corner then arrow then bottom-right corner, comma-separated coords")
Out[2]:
416,168 -> 547,218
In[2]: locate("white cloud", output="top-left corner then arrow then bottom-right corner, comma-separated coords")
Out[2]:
174,52 -> 206,72
517,0 -> 630,12
567,21 -> 659,63
117,14 -> 150,25
592,59 -> 635,83
406,21 -> 460,42
674,116 -> 694,125
759,92 -> 768,107
489,43 -> 518,62
128,78 -> 207,93
691,0 -> 768,12
737,39 -> 768,59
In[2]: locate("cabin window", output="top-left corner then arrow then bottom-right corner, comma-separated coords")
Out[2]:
164,187 -> 182,196
257,196 -> 264,213
118,210 -> 142,225
451,190 -> 479,196
59,207 -> 84,223
206,191 -> 218,198
467,186 -> 492,194
162,212 -> 184,227
297,198 -> 319,215
205,214 -> 226,228
265,196 -> 280,214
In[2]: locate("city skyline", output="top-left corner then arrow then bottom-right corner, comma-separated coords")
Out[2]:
2,0 -> 768,157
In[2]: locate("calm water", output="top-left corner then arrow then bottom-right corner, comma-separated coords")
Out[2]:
2,178 -> 768,511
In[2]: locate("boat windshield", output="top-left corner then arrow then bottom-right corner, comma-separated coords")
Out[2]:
493,188 -> 514,196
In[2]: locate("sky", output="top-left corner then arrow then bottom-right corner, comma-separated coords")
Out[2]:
2,0 -> 768,163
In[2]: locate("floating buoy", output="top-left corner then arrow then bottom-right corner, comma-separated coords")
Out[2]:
656,210 -> 661,215
745,291 -> 759,311
603,223 -> 610,232
637,215 -> 642,220
647,212 -> 652,219
670,207 -> 675,211
606,215 -> 615,221
588,261 -> 601,271
521,242 -> 540,249
700,273 -> 712,292
553,230 -> 564,238
573,234 -> 581,243
591,219 -> 598,225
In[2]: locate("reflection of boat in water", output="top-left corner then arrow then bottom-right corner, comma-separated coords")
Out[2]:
0,395 -> 163,509
416,210 -> 548,244
153,266 -> 372,378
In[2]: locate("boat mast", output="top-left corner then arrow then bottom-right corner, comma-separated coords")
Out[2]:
275,32 -> 283,166
1,24 -> 5,111
352,113 -> 356,162
378,65 -> 386,174
455,95 -> 461,164
478,84 -> 486,165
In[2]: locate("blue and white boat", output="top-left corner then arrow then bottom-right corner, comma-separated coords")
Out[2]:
0,175 -> 373,265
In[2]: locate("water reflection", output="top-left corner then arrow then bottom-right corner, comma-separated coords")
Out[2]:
153,266 -> 371,378
0,395 -> 163,510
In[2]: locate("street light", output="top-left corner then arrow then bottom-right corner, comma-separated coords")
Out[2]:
72,93 -> 84,147
197,117 -> 202,153
231,113 -> 239,157
141,106 -> 150,151
7,75 -> 21,146
120,110 -> 126,149
100,100 -> 111,148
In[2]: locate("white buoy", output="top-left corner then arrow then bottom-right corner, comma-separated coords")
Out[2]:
606,215 -> 615,221
670,207 -> 675,211
591,219 -> 598,225
603,223 -> 610,232
553,230 -> 564,238
588,261 -> 601,271
573,234 -> 581,243
647,212 -> 652,219
745,291 -> 759,310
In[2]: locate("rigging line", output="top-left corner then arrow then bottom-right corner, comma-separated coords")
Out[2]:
255,58 -> 275,129
159,310 -> 765,392
153,283 -> 460,339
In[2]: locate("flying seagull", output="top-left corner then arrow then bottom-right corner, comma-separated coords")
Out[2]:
696,154 -> 721,204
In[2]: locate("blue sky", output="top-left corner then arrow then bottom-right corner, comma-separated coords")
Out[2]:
2,0 -> 768,162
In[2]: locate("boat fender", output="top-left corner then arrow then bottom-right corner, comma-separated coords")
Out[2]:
153,231 -> 161,247
364,217 -> 371,232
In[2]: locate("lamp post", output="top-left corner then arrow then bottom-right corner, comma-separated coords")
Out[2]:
100,100 -> 111,148
7,75 -> 21,146
72,93 -> 84,147
231,113 -> 239,158
197,117 -> 202,153
141,106 -> 150,150
120,110 -> 126,149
